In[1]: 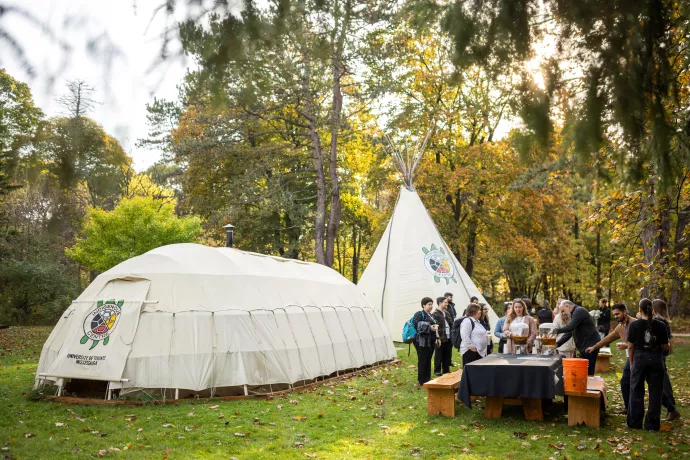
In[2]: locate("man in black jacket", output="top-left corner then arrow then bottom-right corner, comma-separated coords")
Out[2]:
599,298 -> 611,335
432,297 -> 454,376
444,292 -> 457,322
554,300 -> 601,375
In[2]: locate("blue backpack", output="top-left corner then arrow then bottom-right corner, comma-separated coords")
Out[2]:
402,316 -> 417,344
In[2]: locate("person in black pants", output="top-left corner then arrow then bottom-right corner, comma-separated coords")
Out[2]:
599,298 -> 611,335
652,299 -> 681,421
413,297 -> 439,386
554,300 -> 601,375
444,292 -> 457,322
479,304 -> 492,355
432,296 -> 453,375
627,298 -> 670,431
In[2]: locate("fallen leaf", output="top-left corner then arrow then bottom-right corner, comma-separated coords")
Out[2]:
23,433 -> 35,438
208,405 -> 219,409
162,424 -> 175,428
513,432 -> 527,439
97,449 -> 107,457
55,423 -> 66,427
234,433 -> 246,437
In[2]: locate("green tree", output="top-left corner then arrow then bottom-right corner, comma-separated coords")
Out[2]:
66,196 -> 202,273
0,68 -> 43,197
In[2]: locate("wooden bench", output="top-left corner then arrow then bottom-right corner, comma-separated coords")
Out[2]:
423,369 -> 462,417
595,353 -> 612,373
565,376 -> 608,428
484,397 -> 545,422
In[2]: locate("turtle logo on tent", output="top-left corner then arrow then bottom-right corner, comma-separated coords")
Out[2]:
80,299 -> 123,350
422,244 -> 457,284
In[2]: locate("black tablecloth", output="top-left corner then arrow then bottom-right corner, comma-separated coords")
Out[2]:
458,354 -> 564,408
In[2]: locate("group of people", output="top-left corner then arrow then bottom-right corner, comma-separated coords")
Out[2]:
411,293 -> 492,386
412,294 -> 680,431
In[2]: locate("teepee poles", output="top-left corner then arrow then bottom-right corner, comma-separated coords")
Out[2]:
379,126 -> 434,191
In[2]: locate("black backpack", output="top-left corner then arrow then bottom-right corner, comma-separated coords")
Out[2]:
450,316 -> 474,350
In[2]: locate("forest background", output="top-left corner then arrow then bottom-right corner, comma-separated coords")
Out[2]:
1,0 -> 689,326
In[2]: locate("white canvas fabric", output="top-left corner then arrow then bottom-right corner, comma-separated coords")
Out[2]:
44,279 -> 150,381
36,244 -> 396,394
358,187 -> 499,342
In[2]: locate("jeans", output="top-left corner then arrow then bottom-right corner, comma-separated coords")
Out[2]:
621,359 -> 631,410
433,340 -> 452,375
627,349 -> 665,431
414,343 -> 434,386
579,348 -> 599,376
661,356 -> 676,413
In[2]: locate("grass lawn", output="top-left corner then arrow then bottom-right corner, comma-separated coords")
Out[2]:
1,327 -> 689,459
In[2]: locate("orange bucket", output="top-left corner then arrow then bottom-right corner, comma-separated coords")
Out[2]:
563,358 -> 589,392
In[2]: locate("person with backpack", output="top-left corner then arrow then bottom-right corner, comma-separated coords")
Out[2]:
411,297 -> 439,386
627,298 -> 669,431
432,296 -> 454,376
459,303 -> 488,366
652,299 -> 681,422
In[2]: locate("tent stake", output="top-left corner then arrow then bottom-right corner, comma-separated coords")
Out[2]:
243,385 -> 248,396
175,389 -> 179,400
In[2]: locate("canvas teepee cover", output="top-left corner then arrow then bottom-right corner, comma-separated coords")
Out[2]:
358,132 -> 498,341
35,244 -> 396,398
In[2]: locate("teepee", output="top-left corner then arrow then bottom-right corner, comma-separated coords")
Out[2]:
358,131 -> 499,342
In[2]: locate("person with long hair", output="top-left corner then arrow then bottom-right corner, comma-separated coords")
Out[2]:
652,299 -> 681,422
503,299 -> 537,353
553,300 -> 576,358
626,298 -> 670,431
479,304 -> 492,355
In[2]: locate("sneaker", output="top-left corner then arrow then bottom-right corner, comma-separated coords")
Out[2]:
666,411 -> 681,422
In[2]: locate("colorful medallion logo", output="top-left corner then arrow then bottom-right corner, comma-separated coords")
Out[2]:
80,299 -> 123,350
422,244 -> 458,285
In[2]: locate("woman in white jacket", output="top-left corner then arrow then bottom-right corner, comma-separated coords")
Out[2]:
459,303 -> 488,367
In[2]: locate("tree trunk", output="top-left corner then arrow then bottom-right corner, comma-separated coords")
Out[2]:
325,55 -> 343,267
465,197 -> 483,277
352,225 -> 360,284
640,181 -> 671,299
669,205 -> 690,316
595,226 -> 602,298
301,52 -> 327,265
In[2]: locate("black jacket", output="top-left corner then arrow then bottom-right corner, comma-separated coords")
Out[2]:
447,301 -> 457,321
555,305 -> 601,353
599,306 -> 611,327
412,310 -> 438,348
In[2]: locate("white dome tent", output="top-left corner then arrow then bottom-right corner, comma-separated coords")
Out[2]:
35,244 -> 396,400
358,129 -> 499,341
